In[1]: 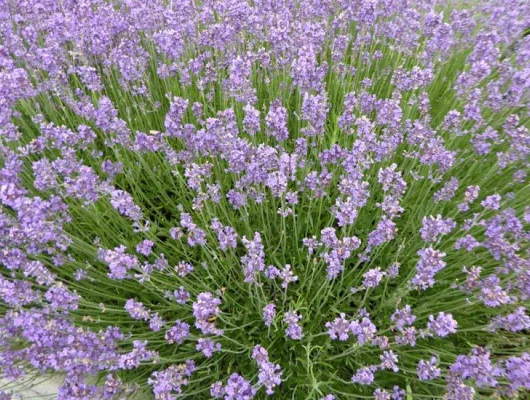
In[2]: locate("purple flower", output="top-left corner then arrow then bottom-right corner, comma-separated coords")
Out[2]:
215,224 -> 238,251
417,356 -> 441,380
367,217 -> 397,249
303,237 -> 320,254
149,313 -> 165,332
292,45 -> 327,92
252,345 -> 282,395
458,185 -> 480,211
284,311 -> 303,340
391,386 -> 406,400
265,265 -> 281,279
490,307 -> 530,332
374,388 -> 392,400
513,170 -> 527,183
3,3 -> 530,399
411,247 -> 447,290
243,103 -> 261,135
279,264 -> 298,289
351,366 -> 376,385
505,353 -> 530,390
241,232 -> 266,283
395,326 -> 417,347
165,321 -> 190,345
74,269 -> 88,281
187,226 -> 207,247
378,164 -> 407,196
118,340 -> 157,370
263,303 -> 276,327
252,345 -> 269,364
454,235 -> 481,251
224,373 -> 256,400
110,190 -> 142,221
445,373 -> 476,400
285,191 -> 298,205
350,317 -> 377,345
363,267 -> 385,288
193,292 -> 223,335
420,215 -> 456,243
320,227 -> 339,247
103,374 -> 123,399
179,213 -> 207,247
211,382 -> 225,398
175,261 -> 194,277
325,313 -> 352,341
266,100 -> 289,141
165,97 -> 189,138
332,197 -> 359,226
380,350 -> 399,372
427,312 -> 458,337
478,275 -> 512,307
45,283 -> 79,310
301,92 -> 328,136
391,305 -> 416,331
481,194 -> 501,210
267,171 -> 288,197
193,292 -> 221,320
174,287 -> 190,304
169,227 -> 183,240
323,251 -> 344,280
125,299 -> 150,321
196,338 -> 221,358
148,361 -> 196,399
227,189 -> 248,210
373,335 -> 390,349
388,262 -> 400,278
98,245 -> 139,280
450,347 -> 501,387
136,240 -> 153,256
433,177 -> 459,202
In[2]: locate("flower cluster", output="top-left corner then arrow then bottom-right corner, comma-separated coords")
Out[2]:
251,346 -> 283,395
0,0 -> 529,399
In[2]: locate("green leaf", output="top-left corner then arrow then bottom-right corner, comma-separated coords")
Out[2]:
406,381 -> 413,400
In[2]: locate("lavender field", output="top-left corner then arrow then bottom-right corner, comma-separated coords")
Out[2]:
1,1 -> 530,399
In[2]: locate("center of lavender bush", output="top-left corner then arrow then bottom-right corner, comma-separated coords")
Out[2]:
1,1 -> 530,400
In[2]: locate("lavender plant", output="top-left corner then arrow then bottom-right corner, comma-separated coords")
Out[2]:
1,1 -> 530,399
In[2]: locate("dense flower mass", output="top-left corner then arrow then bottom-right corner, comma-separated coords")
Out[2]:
0,0 -> 530,399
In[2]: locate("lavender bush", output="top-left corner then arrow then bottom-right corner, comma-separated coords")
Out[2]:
1,1 -> 530,399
